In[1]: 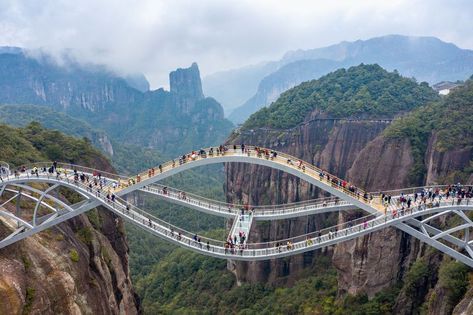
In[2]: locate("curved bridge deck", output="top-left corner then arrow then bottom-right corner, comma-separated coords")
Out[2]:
0,145 -> 472,266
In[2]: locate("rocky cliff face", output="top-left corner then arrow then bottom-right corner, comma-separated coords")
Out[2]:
170,64 -> 204,115
225,119 -> 390,283
170,62 -> 204,111
127,63 -> 233,156
0,209 -> 140,315
0,51 -> 141,115
226,120 -> 473,313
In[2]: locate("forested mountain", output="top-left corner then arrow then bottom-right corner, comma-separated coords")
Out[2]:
0,49 -> 233,156
228,59 -> 344,123
2,38 -> 472,315
0,104 -> 164,174
205,35 -> 473,123
243,64 -> 439,129
0,50 -> 235,314
383,75 -> 473,184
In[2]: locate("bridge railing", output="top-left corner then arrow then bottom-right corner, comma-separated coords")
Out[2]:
370,185 -> 473,212
125,145 -> 372,205
2,168 -> 367,252
124,185 -> 472,252
7,168 -> 228,249
247,146 -> 370,201
242,196 -> 473,253
143,184 -> 347,215
9,162 -> 128,183
8,161 -> 350,217
246,212 -> 378,250
371,185 -> 473,198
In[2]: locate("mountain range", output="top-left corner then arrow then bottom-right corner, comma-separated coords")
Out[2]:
0,49 -> 233,157
202,35 -> 473,123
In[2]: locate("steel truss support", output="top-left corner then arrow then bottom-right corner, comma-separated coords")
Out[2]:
0,199 -> 99,249
396,208 -> 473,268
0,181 -> 98,249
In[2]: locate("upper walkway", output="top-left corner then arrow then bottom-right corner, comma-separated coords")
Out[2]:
114,145 -> 383,215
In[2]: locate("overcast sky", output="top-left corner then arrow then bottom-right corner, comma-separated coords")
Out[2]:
1,0 -> 472,88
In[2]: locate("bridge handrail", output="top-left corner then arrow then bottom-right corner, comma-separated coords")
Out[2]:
126,145 -> 372,204
246,212 -> 377,248
9,162 -> 352,221
107,188 -> 473,251
243,196 -> 473,250
370,185 -> 473,197
144,183 -> 345,212
11,169 -> 228,248
11,162 -> 128,182
0,170 -> 379,249
7,161 -> 348,212
11,145 -> 373,207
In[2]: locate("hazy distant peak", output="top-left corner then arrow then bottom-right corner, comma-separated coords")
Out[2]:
0,46 -> 23,55
281,34 -> 472,64
169,62 -> 204,100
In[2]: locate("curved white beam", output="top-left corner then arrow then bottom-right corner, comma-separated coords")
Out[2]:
139,185 -> 356,220
115,150 -> 379,215
4,187 -> 58,214
9,183 -> 74,213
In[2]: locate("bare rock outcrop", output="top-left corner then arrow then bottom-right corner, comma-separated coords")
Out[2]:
0,208 -> 140,315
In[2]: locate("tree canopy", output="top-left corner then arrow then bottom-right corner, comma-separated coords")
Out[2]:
243,64 -> 439,129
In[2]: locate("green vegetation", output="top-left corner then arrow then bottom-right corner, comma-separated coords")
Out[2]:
69,249 -> 79,262
385,78 -> 473,183
86,210 -> 102,229
77,227 -> 94,245
0,104 -> 164,174
22,287 -> 35,315
2,82 -> 471,314
0,104 -> 107,146
0,121 -> 105,166
244,64 -> 439,129
437,260 -> 470,313
21,256 -> 32,271
403,260 -> 430,298
136,250 -> 400,315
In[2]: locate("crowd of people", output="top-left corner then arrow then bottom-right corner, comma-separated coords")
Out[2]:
224,213 -> 253,255
380,184 -> 472,215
